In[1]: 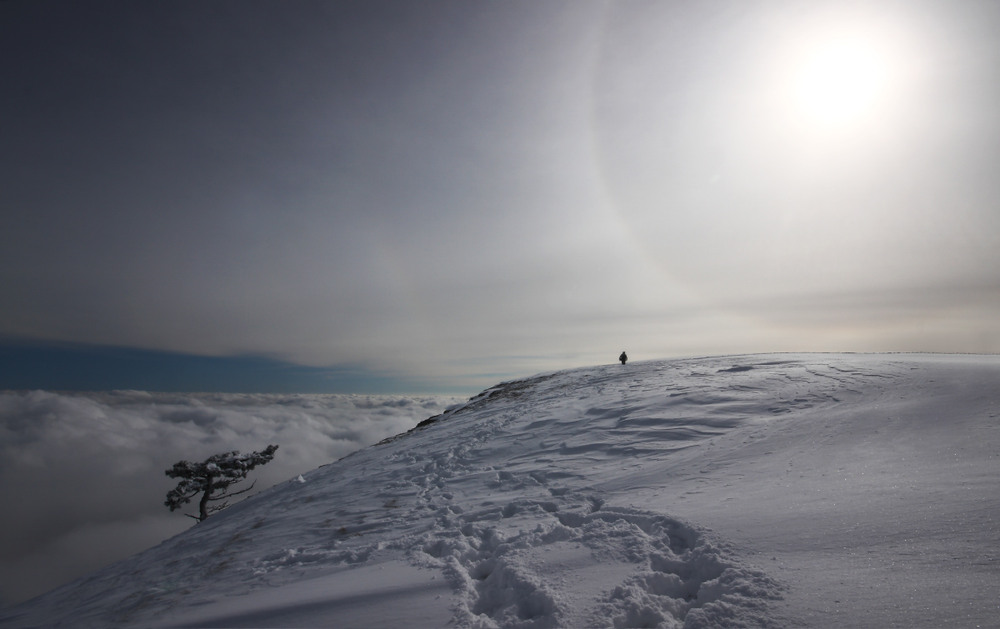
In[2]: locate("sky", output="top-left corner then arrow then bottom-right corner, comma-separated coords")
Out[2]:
2,0 -> 999,393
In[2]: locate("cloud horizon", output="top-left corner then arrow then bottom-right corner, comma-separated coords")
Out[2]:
0,389 -> 462,607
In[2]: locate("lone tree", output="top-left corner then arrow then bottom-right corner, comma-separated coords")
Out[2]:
164,445 -> 278,522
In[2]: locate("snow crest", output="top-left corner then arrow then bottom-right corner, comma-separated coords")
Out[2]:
11,354 -> 995,628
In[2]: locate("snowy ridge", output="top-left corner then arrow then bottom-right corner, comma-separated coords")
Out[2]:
2,353 -> 998,628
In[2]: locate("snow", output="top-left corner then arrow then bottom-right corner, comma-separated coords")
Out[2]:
1,353 -> 997,628
158,561 -> 454,628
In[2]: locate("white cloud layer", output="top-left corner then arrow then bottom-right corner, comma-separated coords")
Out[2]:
0,390 -> 462,606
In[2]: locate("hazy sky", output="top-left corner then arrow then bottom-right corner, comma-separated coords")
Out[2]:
2,0 -> 998,392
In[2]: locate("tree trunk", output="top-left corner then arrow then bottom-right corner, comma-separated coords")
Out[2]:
198,474 -> 214,521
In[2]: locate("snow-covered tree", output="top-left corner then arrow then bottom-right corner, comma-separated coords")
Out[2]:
164,445 -> 278,522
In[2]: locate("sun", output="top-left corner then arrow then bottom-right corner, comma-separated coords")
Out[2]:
792,36 -> 888,126
771,19 -> 909,137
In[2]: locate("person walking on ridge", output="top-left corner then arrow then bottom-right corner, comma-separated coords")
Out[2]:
619,351 -> 628,365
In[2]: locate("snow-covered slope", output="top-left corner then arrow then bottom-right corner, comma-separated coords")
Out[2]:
1,354 -> 997,628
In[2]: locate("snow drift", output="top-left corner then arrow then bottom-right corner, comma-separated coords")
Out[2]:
1,353 -> 997,628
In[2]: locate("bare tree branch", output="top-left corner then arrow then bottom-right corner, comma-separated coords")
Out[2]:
209,480 -> 257,502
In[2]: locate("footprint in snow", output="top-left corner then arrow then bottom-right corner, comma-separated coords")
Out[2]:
411,500 -> 782,629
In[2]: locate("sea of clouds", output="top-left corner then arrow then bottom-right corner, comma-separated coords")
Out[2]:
0,390 -> 463,607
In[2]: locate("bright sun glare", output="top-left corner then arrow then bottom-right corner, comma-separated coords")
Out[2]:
775,19 -> 909,137
793,37 -> 888,126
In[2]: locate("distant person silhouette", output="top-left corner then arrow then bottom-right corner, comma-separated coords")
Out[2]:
619,351 -> 628,365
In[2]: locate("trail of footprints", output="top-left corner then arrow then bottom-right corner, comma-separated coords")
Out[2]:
406,487 -> 780,628
261,360 -> 905,625
256,392 -> 782,627
385,421 -> 780,629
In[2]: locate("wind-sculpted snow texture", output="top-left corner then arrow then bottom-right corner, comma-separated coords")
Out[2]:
2,354 -> 997,628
